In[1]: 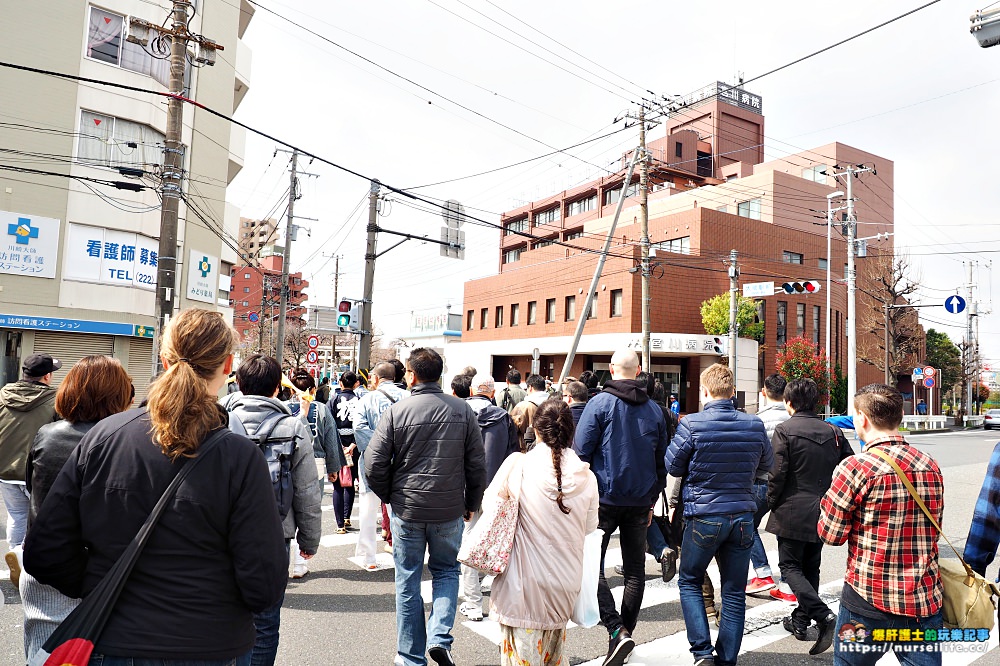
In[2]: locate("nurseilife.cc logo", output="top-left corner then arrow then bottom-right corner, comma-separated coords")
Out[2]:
7,217 -> 39,246
197,256 -> 211,278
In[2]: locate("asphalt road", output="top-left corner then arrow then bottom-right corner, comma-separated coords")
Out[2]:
2,428 -> 1000,666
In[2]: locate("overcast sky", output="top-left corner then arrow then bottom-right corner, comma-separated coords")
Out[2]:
227,0 -> 1000,371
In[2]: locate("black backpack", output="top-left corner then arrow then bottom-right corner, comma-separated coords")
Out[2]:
500,387 -> 514,411
229,410 -> 297,520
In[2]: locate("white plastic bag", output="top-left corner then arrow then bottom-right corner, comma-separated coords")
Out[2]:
571,529 -> 603,628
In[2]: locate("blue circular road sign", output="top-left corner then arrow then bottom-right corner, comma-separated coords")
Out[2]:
944,295 -> 967,314
923,377 -> 936,389
248,311 -> 260,323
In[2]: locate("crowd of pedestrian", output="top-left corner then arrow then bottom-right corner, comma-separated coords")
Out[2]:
0,308 -> 993,666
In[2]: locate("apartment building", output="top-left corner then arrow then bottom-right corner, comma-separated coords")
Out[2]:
0,0 -> 253,397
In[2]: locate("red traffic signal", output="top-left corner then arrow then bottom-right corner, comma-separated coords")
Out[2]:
338,299 -> 352,313
781,280 -> 822,294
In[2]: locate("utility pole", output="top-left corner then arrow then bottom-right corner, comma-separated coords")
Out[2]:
274,149 -> 298,368
638,107 -> 651,372
146,2 -> 221,374
728,250 -> 739,401
967,261 -> 975,416
332,254 -> 340,368
831,164 -> 874,414
883,301 -> 891,384
824,191 -> 846,417
359,180 -> 380,371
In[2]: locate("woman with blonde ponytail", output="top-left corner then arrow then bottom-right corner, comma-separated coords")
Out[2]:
24,309 -> 288,666
488,398 -> 599,666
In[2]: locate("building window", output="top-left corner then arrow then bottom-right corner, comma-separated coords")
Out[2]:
675,141 -> 683,158
566,194 -> 597,217
716,205 -> 727,213
244,273 -> 250,279
243,329 -> 249,336
511,303 -> 520,326
533,207 -> 559,226
565,295 -> 576,322
796,303 -> 806,338
466,310 -> 473,331
86,7 -> 170,86
528,301 -> 537,325
503,247 -> 523,264
78,110 -> 165,167
480,308 -> 488,329
243,286 -> 250,293
783,251 -> 804,264
603,182 -> 638,206
564,229 -> 583,241
242,300 -> 249,307
755,299 -> 765,330
504,217 -> 528,236
495,305 -> 504,328
545,298 -> 556,324
611,289 -> 623,317
801,165 -> 830,184
655,236 -> 691,255
737,198 -> 762,220
844,264 -> 849,279
813,305 -> 821,348
818,258 -> 828,270
533,237 -> 556,250
777,301 -> 787,346
587,293 -> 597,319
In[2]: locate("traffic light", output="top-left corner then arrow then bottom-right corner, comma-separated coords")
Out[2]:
781,280 -> 821,294
337,299 -> 359,332
711,336 -> 727,355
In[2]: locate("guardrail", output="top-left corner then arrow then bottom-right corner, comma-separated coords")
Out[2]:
966,415 -> 985,428
901,415 -> 948,431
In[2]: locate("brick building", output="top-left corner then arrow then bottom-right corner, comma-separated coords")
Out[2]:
452,83 -> 917,412
230,253 -> 308,348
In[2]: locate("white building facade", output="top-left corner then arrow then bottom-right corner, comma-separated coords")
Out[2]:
0,0 -> 253,397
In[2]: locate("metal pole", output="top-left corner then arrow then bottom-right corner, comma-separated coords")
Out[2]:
728,250 -> 739,401
639,107 -> 651,372
846,170 -> 858,414
258,274 -> 268,352
883,301 -> 890,385
332,255 -> 339,371
557,148 -> 642,385
359,180 -> 380,370
824,191 -> 843,416
275,149 -> 298,369
967,261 -> 974,417
152,1 -> 189,374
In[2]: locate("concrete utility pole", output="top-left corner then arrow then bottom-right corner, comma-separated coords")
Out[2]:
728,249 -> 739,401
825,191 -> 845,417
359,180 -> 380,371
831,164 -> 874,414
638,107 -> 651,372
274,149 -> 298,367
146,2 -> 222,374
967,261 -> 975,416
332,254 -> 340,367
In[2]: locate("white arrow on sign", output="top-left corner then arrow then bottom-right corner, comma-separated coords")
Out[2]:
945,295 -> 967,314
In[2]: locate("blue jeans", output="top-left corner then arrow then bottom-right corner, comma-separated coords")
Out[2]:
391,515 -> 463,666
1,481 -> 29,548
749,481 -> 772,578
646,519 -> 669,558
89,655 -> 251,666
833,605 -> 942,666
250,540 -> 290,666
678,512 -> 754,666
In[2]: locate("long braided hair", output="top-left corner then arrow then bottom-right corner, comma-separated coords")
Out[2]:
532,398 -> 576,515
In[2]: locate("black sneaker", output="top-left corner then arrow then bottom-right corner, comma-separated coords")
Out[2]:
660,549 -> 677,583
782,615 -> 808,641
428,646 -> 455,666
603,628 -> 635,666
810,612 -> 837,655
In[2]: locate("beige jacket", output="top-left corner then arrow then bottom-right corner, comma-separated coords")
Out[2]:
489,443 -> 599,630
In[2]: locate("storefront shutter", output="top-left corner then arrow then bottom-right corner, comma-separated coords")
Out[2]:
127,338 -> 155,402
32,331 -> 115,389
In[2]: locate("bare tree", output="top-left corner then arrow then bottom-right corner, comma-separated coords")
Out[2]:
282,317 -> 310,370
858,251 -> 923,387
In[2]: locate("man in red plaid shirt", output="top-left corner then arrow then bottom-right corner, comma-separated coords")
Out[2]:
818,384 -> 943,666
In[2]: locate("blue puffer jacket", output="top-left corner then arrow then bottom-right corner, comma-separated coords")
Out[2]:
666,399 -> 773,517
573,379 -> 667,508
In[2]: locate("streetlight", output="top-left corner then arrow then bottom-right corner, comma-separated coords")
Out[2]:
826,191 -> 845,415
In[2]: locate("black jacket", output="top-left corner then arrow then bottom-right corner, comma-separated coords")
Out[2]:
23,408 -> 287,660
765,411 -> 853,542
365,382 -> 487,523
467,395 -> 519,483
25,420 -> 96,528
569,402 -> 586,426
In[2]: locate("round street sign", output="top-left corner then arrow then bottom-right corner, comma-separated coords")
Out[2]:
923,377 -> 936,389
944,295 -> 967,314
307,335 -> 320,350
306,350 -> 318,364
247,312 -> 260,323
923,367 -> 936,378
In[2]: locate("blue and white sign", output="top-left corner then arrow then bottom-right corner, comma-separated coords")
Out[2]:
63,223 -> 159,290
0,210 -> 60,279
0,313 -> 141,337
945,295 -> 967,314
923,377 -> 936,389
743,281 -> 775,298
186,249 -> 218,304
